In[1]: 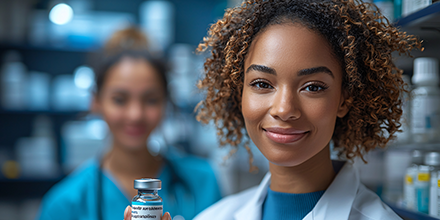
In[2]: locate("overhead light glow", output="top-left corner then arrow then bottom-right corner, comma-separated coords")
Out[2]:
49,3 -> 74,25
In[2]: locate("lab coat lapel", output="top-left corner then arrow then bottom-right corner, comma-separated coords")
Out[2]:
304,162 -> 359,220
234,173 -> 271,220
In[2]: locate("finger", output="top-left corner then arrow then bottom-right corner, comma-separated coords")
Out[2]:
161,212 -> 171,220
124,206 -> 132,220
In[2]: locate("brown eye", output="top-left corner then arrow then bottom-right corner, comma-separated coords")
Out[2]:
250,80 -> 273,89
304,83 -> 328,92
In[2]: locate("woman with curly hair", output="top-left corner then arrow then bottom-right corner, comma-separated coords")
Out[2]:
124,0 -> 421,219
191,0 -> 421,218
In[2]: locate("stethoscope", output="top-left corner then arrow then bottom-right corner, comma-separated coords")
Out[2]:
96,153 -> 195,220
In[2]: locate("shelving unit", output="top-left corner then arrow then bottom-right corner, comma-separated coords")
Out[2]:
387,202 -> 440,220
0,43 -> 91,200
387,3 -> 440,220
393,2 -> 440,75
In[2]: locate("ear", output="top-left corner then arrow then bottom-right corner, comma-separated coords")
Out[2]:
336,90 -> 350,118
91,94 -> 101,114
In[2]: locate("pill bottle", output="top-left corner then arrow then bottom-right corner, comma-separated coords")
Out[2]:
132,178 -> 163,220
404,166 -> 418,210
424,152 -> 440,217
416,165 -> 431,214
411,57 -> 440,143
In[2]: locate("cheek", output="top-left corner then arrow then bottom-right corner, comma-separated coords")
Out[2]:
100,102 -> 123,129
241,89 -> 266,128
145,104 -> 165,127
303,96 -> 340,137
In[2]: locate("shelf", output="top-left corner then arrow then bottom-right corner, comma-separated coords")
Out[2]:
395,3 -> 440,28
392,2 -> 440,74
0,43 -> 95,53
0,109 -> 87,116
388,143 -> 440,151
0,178 -> 64,199
387,202 -> 440,220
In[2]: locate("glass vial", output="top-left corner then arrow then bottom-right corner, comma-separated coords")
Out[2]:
132,178 -> 163,220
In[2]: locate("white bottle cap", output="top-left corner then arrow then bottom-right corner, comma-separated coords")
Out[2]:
412,57 -> 439,86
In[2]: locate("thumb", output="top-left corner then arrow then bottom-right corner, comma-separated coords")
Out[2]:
124,206 -> 132,220
162,212 -> 171,220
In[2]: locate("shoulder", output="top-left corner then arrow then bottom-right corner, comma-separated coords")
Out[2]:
37,160 -> 99,219
349,184 -> 402,220
194,186 -> 258,220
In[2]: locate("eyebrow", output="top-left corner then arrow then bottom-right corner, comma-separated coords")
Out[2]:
298,66 -> 334,78
246,64 -> 334,78
246,64 -> 276,75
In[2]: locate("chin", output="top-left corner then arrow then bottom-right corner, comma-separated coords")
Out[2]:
119,137 -> 148,151
267,154 -> 309,167
260,146 -> 316,167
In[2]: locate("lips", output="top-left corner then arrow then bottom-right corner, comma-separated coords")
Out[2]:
124,125 -> 147,136
263,127 -> 308,144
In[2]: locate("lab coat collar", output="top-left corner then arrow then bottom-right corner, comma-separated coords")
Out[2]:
234,172 -> 271,220
234,161 -> 359,220
305,162 -> 359,220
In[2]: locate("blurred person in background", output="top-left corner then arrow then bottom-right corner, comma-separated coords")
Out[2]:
36,27 -> 221,220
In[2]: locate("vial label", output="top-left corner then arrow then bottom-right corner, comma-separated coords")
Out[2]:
411,97 -> 440,133
132,201 -> 163,220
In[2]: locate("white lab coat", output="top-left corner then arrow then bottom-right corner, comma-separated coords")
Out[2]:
194,162 -> 401,220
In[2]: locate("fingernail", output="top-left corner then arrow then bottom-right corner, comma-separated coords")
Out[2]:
124,206 -> 129,218
167,212 -> 171,220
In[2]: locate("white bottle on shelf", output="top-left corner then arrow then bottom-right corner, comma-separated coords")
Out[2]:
404,150 -> 424,210
416,165 -> 431,214
425,152 -> 440,217
411,57 -> 440,143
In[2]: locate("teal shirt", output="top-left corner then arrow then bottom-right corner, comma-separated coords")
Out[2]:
262,188 -> 325,220
36,153 -> 221,220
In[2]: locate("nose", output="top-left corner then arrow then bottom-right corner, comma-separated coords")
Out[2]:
126,101 -> 144,121
269,87 -> 301,121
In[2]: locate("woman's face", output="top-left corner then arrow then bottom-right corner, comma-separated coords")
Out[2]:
242,24 -> 348,167
95,57 -> 166,150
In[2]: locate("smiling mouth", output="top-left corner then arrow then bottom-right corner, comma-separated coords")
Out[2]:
263,127 -> 309,144
125,126 -> 147,136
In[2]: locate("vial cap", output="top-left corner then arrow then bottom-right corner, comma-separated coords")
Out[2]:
424,152 -> 440,166
412,150 -> 424,165
134,178 -> 161,190
412,57 -> 439,86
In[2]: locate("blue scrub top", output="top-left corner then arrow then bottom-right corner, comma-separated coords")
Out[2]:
36,153 -> 221,220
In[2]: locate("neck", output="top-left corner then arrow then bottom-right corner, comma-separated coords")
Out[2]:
103,140 -> 163,179
269,145 -> 335,194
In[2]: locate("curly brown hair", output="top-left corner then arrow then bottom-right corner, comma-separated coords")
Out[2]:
196,0 -> 421,164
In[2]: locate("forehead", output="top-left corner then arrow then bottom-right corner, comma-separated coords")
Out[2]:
244,24 -> 342,78
104,57 -> 161,90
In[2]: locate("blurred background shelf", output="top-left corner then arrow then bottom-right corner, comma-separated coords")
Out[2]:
388,143 -> 440,151
387,202 -> 440,220
0,178 -> 64,200
395,2 -> 440,27
393,2 -> 440,76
